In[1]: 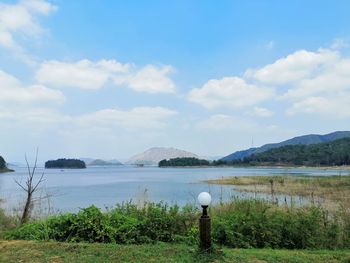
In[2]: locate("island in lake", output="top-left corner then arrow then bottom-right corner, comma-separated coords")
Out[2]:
45,158 -> 86,169
0,156 -> 14,173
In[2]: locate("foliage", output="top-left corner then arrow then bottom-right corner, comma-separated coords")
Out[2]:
5,199 -> 350,249
0,205 -> 18,239
45,158 -> 86,169
159,157 -> 210,167
6,202 -> 199,244
211,199 -> 350,249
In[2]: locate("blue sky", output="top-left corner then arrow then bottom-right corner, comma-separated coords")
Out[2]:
1,0 -> 350,162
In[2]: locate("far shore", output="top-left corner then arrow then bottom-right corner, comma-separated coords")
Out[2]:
204,174 -> 350,211
0,168 -> 14,173
159,164 -> 350,170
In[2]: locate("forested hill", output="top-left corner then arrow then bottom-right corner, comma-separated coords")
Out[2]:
240,137 -> 350,166
222,131 -> 350,161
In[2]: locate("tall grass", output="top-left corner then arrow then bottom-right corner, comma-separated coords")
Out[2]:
0,206 -> 18,239
4,199 -> 350,249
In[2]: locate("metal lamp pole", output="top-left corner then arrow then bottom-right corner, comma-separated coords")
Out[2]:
198,192 -> 212,251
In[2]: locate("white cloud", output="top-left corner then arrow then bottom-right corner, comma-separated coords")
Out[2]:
115,65 -> 176,93
0,0 -> 56,63
188,77 -> 274,109
230,45 -> 350,119
195,114 -> 256,131
78,106 -> 178,130
36,60 -> 176,93
287,95 -> 350,118
0,104 -> 177,137
0,70 -> 65,104
278,53 -> 350,118
188,46 -> 350,118
331,38 -> 349,50
36,59 -> 130,90
245,49 -> 339,85
248,107 -> 274,117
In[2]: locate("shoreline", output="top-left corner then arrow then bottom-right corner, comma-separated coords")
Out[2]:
159,165 -> 350,170
204,174 -> 350,211
0,168 -> 14,173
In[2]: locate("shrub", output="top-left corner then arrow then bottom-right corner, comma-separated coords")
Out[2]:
5,199 -> 350,249
212,199 -> 349,249
0,207 -> 18,239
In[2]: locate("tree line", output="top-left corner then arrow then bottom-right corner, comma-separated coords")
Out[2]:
45,158 -> 86,169
158,138 -> 350,167
159,157 -> 210,167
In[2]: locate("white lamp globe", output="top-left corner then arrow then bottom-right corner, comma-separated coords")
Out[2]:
198,192 -> 212,206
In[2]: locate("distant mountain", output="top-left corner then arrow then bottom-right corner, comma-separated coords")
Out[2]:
88,159 -> 122,166
241,137 -> 350,166
80,158 -> 122,166
222,131 -> 350,161
127,147 -> 200,165
7,162 -> 25,167
80,158 -> 95,164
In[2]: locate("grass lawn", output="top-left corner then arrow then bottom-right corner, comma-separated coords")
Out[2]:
0,240 -> 349,263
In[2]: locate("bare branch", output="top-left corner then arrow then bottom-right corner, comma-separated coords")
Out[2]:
25,154 -> 31,178
32,172 -> 45,193
17,148 -> 45,224
14,179 -> 27,192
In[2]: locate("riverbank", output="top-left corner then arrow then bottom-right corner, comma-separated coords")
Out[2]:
205,175 -> 350,210
160,164 -> 350,170
0,168 -> 14,173
1,240 -> 349,263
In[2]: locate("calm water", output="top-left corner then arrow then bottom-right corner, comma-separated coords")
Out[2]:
0,165 -> 345,212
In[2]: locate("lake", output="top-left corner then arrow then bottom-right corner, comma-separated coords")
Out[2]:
0,165 -> 345,213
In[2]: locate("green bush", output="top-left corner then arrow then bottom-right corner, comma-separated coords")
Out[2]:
212,199 -> 349,249
5,202 -> 199,244
5,199 -> 350,249
0,207 -> 17,239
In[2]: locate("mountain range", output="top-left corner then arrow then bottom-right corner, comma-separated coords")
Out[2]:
221,131 -> 350,161
81,158 -> 122,166
127,147 -> 199,165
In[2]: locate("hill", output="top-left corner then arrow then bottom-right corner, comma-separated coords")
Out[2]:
45,158 -> 86,169
88,159 -> 122,166
127,147 -> 199,165
222,131 -> 350,161
239,137 -> 350,166
0,156 -> 14,173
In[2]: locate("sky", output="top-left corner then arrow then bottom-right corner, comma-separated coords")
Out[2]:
1,0 -> 350,163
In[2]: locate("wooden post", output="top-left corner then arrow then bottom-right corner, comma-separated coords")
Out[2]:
199,205 -> 211,250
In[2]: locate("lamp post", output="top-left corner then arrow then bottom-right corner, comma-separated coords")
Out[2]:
198,192 -> 211,251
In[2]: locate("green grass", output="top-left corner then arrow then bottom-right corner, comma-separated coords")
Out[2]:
0,240 -> 349,263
